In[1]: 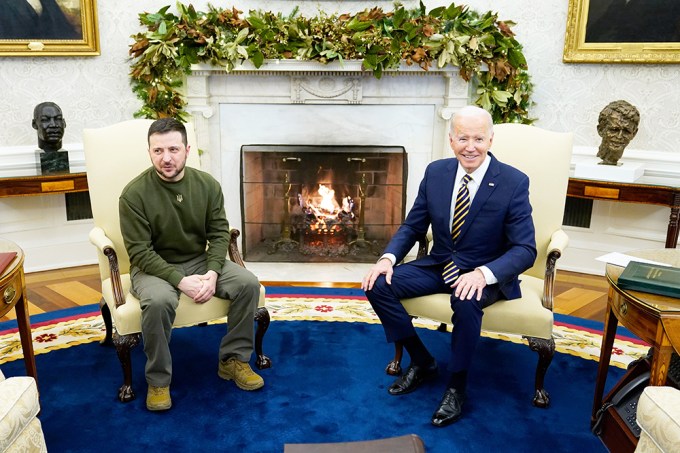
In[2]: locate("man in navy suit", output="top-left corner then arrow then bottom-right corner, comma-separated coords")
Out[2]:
362,105 -> 536,427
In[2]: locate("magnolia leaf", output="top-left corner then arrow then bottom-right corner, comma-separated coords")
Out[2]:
514,90 -> 522,104
393,7 -> 406,28
251,49 -> 264,67
491,90 -> 512,105
454,35 -> 471,46
247,14 -> 266,29
477,13 -> 497,30
479,33 -> 495,47
507,48 -> 527,68
237,46 -> 249,59
363,53 -> 378,69
428,6 -> 445,17
236,27 -> 249,44
479,92 -> 492,111
347,17 -> 372,32
444,4 -> 464,19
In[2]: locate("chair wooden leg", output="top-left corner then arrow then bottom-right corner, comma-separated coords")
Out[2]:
98,298 -> 114,347
386,341 -> 404,376
525,336 -> 555,408
254,307 -> 272,370
113,332 -> 141,403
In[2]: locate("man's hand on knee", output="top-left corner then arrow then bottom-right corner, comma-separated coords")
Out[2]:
361,258 -> 394,291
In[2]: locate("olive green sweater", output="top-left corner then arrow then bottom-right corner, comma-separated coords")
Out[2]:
119,167 -> 230,287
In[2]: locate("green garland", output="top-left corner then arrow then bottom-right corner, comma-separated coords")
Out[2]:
130,2 -> 534,123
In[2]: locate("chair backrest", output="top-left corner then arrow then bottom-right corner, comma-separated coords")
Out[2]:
83,119 -> 199,280
489,123 -> 573,279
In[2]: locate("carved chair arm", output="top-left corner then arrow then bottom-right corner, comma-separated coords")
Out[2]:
541,229 -> 569,312
89,227 -> 126,308
89,228 -> 248,309
228,229 -> 247,268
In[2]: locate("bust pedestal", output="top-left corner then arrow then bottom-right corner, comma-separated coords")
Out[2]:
36,150 -> 69,175
574,157 -> 644,182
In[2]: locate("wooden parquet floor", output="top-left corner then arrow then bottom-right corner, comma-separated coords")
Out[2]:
1,265 -> 610,323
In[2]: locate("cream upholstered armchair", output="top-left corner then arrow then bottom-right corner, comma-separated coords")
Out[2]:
635,385 -> 680,453
83,119 -> 271,403
0,369 -> 46,452
389,123 -> 573,408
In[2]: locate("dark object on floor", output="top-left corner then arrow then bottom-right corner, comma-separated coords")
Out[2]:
284,434 -> 426,453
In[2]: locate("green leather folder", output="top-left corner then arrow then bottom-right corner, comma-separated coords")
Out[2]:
617,261 -> 680,299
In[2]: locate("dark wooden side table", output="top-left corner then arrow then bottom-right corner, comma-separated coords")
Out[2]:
0,239 -> 38,387
568,176 -> 680,248
0,172 -> 88,198
591,248 -> 680,452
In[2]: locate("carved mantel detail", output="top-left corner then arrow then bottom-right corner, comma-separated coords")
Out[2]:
291,77 -> 362,104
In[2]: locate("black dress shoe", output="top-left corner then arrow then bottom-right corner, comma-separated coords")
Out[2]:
388,361 -> 438,395
431,388 -> 466,427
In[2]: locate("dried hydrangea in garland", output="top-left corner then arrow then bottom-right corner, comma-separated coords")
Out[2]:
129,2 -> 533,123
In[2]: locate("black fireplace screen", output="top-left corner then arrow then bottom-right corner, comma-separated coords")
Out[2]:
240,145 -> 407,262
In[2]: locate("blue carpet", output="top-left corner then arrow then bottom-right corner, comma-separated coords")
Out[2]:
2,317 -> 624,452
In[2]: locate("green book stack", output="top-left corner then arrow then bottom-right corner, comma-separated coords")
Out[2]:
618,261 -> 680,299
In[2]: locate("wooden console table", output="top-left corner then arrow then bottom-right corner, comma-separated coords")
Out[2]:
0,172 -> 88,198
568,176 -> 680,248
0,239 -> 38,387
591,249 -> 680,452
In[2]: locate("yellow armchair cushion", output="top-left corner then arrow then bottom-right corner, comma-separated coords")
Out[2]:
401,274 -> 551,340
101,275 -> 266,335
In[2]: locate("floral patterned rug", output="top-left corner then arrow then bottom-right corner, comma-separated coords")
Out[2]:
0,287 -> 648,369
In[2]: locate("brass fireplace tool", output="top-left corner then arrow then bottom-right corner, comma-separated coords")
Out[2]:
349,172 -> 379,255
269,171 -> 299,253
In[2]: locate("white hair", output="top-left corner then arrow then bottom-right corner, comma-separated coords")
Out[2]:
450,105 -> 493,135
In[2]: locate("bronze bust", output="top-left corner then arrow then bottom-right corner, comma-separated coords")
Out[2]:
596,100 -> 640,166
32,102 -> 69,174
33,101 -> 66,152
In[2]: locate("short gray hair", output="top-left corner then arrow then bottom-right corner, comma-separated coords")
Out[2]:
450,105 -> 493,135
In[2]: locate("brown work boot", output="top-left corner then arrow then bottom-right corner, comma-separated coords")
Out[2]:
218,357 -> 264,391
146,385 -> 172,411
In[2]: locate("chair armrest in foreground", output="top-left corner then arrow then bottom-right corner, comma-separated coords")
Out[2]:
541,229 -> 569,311
89,227 -> 127,308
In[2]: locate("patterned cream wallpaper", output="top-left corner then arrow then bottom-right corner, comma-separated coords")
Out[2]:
1,0 -> 679,155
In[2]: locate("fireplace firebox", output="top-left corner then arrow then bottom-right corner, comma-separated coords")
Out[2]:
241,145 -> 406,262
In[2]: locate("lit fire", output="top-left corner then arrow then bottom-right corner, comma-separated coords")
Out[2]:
300,184 -> 355,234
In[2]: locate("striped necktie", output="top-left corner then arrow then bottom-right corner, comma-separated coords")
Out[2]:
442,174 -> 472,284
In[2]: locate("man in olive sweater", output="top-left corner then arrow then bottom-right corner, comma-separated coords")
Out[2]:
119,118 -> 263,411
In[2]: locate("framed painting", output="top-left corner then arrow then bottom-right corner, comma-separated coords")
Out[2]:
563,0 -> 680,63
0,0 -> 100,56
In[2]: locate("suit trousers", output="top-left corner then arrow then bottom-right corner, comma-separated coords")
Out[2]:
130,254 -> 260,387
366,261 -> 500,372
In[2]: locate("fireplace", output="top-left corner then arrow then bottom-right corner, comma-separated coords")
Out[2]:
183,60 -> 474,260
241,145 -> 406,262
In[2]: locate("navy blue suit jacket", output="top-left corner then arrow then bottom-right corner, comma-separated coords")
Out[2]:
385,153 -> 537,300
